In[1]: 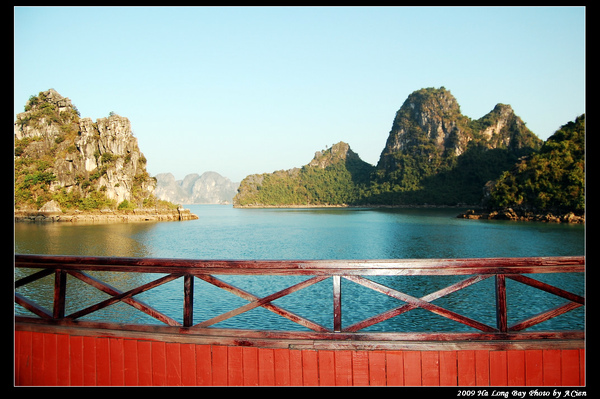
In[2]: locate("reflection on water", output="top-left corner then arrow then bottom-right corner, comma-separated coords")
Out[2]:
14,206 -> 585,332
14,222 -> 155,257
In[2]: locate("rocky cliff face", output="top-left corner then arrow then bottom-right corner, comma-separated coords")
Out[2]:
155,171 -> 239,204
377,87 -> 541,175
15,89 -> 156,210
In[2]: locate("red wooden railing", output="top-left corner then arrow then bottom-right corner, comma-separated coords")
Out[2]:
15,254 -> 584,347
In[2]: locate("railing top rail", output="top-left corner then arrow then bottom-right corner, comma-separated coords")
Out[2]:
14,254 -> 585,276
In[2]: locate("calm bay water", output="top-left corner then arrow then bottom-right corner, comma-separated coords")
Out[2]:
14,205 -> 585,332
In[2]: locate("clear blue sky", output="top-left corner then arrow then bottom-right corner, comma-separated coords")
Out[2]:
14,6 -> 585,183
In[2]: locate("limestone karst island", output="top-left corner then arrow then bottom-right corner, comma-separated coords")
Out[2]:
233,87 -> 584,223
14,87 -> 584,224
14,89 -> 197,223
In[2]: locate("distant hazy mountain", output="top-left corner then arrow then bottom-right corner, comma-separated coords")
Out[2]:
155,171 -> 239,205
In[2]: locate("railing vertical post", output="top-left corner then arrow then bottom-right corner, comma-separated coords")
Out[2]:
183,274 -> 194,327
53,269 -> 66,319
333,275 -> 342,332
495,274 -> 508,332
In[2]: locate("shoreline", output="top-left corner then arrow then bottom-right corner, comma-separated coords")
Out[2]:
14,207 -> 199,224
457,208 -> 585,224
233,203 -> 475,209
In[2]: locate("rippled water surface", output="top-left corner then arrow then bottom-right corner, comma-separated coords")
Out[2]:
15,205 -> 585,332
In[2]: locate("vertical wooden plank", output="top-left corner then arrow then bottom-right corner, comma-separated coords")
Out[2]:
333,275 -> 342,332
489,351 -> 508,386
211,345 -> 228,386
227,346 -> 244,386
353,350 -> 370,386
82,336 -> 96,386
69,335 -> 84,386
475,350 -> 490,386
180,343 -> 197,386
242,347 -> 259,386
110,338 -> 125,386
386,351 -> 404,386
166,342 -> 182,386
274,348 -> 291,386
14,329 -> 21,384
195,344 -> 213,386
123,339 -> 139,386
495,274 -> 508,332
183,274 -> 194,327
421,351 -> 440,386
561,349 -> 580,386
369,350 -> 387,386
137,340 -> 153,386
439,351 -> 458,386
301,350 -> 319,386
289,349 -> 303,386
403,351 -> 422,386
334,350 -> 353,386
457,350 -> 475,386
53,269 -> 66,319
43,333 -> 58,386
16,330 -> 33,386
56,334 -> 71,386
579,349 -> 585,386
318,350 -> 336,386
542,349 -> 562,386
507,350 -> 525,386
258,347 -> 275,386
151,341 -> 167,386
96,338 -> 111,386
525,349 -> 543,386
31,332 -> 44,386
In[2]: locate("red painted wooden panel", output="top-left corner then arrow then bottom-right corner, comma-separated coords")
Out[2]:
525,349 -> 543,386
439,351 -> 458,386
386,351 -> 404,385
258,348 -> 275,386
195,344 -> 212,385
69,335 -> 84,386
165,342 -> 182,386
136,340 -> 153,386
475,350 -> 490,386
211,345 -> 228,385
543,349 -> 562,386
242,347 -> 258,386
352,350 -> 370,386
369,351 -> 387,386
457,350 -> 475,386
507,350 -> 525,386
490,351 -> 508,386
274,348 -> 291,386
289,349 -> 303,386
82,336 -> 96,386
334,350 -> 352,386
96,337 -> 110,386
123,339 -> 138,386
227,346 -> 243,386
422,351 -> 440,386
151,341 -> 167,386
403,351 -> 422,386
301,350 -> 319,386
318,350 -> 335,386
579,349 -> 585,386
14,330 -> 586,387
57,334 -> 70,385
180,343 -> 197,386
561,349 -> 580,386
